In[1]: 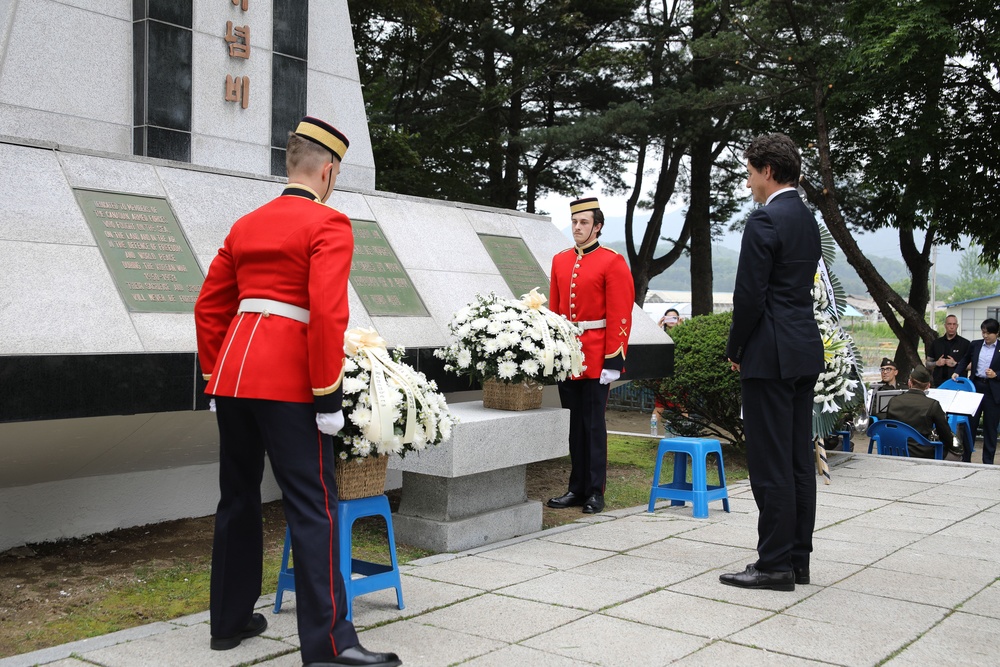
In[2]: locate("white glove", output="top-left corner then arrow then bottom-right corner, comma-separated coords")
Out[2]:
599,369 -> 621,385
316,410 -> 345,435
209,398 -> 217,413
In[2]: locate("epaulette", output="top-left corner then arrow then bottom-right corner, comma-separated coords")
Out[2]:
557,247 -> 575,255
599,246 -> 620,255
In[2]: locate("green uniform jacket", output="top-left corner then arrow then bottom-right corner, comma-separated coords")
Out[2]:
885,389 -> 956,459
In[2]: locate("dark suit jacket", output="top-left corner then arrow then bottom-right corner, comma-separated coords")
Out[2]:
885,389 -> 955,458
726,190 -> 824,380
954,340 -> 1000,404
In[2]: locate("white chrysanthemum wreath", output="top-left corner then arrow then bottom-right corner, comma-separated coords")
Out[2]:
435,288 -> 584,385
812,270 -> 860,415
336,328 -> 456,462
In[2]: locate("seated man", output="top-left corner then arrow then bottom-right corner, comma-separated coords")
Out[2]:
875,357 -> 900,390
870,357 -> 903,419
885,365 -> 957,459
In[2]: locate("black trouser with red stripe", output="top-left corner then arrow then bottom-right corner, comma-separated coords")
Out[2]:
212,397 -> 358,663
558,378 -> 611,498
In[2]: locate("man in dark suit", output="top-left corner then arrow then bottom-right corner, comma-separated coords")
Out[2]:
721,133 -> 824,592
885,365 -> 955,459
954,318 -> 1000,465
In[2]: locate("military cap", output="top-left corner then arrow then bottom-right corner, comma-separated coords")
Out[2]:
880,357 -> 897,369
910,365 -> 931,384
294,116 -> 349,161
570,197 -> 601,214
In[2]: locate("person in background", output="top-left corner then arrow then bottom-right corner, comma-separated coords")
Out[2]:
870,357 -> 903,419
652,308 -> 684,431
885,365 -> 956,459
954,318 -> 1000,465
658,307 -> 683,332
926,313 -> 970,387
874,357 -> 900,391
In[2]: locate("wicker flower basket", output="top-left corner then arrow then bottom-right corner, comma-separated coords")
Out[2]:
482,378 -> 544,411
335,454 -> 389,500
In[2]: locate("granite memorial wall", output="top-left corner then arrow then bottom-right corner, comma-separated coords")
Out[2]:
0,0 -> 670,551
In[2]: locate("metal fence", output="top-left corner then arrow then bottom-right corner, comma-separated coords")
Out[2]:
608,382 -> 656,412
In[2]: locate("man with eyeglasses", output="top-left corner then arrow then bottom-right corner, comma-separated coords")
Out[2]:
954,318 -> 1000,465
875,357 -> 900,391
870,357 -> 903,419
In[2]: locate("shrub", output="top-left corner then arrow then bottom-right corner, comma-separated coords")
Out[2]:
640,312 -> 745,447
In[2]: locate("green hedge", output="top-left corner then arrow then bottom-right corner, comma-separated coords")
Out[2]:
639,312 -> 745,447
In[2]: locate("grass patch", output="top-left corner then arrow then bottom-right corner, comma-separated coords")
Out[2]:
605,434 -> 748,510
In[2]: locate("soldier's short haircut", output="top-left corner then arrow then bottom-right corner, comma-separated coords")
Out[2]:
745,133 -> 801,186
286,132 -> 334,176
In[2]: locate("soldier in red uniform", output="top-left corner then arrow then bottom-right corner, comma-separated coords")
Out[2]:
546,197 -> 635,514
195,117 -> 401,667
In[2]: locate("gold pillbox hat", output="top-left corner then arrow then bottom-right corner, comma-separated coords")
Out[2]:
570,197 -> 601,214
294,116 -> 350,161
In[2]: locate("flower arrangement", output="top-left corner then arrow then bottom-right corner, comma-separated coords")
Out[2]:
811,226 -> 865,438
337,328 -> 456,462
434,288 -> 584,385
813,276 -> 860,414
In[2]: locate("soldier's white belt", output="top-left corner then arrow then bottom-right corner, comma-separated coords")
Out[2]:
578,319 -> 606,330
238,298 -> 310,324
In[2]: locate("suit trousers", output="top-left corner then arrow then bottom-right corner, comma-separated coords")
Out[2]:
212,397 -> 358,662
972,379 -> 999,465
558,378 -> 611,498
741,375 -> 818,573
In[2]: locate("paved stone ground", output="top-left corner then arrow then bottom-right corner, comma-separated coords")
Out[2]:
4,452 -> 1000,667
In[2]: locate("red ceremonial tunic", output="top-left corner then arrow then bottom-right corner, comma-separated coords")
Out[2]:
549,240 -> 635,379
195,186 -> 352,412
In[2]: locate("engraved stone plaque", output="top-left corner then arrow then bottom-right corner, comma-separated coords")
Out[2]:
478,233 -> 549,299
350,219 -> 429,317
74,189 -> 205,313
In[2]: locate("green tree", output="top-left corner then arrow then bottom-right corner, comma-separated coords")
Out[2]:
613,0 -> 746,310
948,249 -> 1000,303
708,0 -> 999,372
351,0 -> 638,210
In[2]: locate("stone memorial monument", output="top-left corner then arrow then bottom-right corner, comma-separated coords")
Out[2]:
0,0 -> 670,552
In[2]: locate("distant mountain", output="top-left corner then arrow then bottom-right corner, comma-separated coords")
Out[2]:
598,240 -> 954,297
583,211 -> 965,279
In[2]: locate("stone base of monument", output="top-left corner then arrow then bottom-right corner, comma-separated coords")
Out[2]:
389,401 -> 568,553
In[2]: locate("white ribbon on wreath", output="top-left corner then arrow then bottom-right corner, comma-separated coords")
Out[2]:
520,288 -> 584,379
344,328 -> 423,446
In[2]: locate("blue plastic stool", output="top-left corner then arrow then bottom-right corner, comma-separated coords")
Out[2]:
273,495 -> 405,620
648,437 -> 730,518
834,429 -> 853,452
273,525 -> 297,613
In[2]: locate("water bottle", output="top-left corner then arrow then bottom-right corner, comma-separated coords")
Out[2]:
650,413 -> 658,437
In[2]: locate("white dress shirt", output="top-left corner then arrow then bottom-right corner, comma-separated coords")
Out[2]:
976,340 -> 997,379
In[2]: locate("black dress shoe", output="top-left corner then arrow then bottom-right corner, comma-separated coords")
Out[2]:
794,567 -> 810,585
210,613 -> 267,650
547,491 -> 585,509
719,564 -> 794,591
304,644 -> 402,666
582,494 -> 605,514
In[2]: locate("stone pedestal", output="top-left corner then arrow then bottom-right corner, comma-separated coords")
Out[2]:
389,401 -> 569,552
